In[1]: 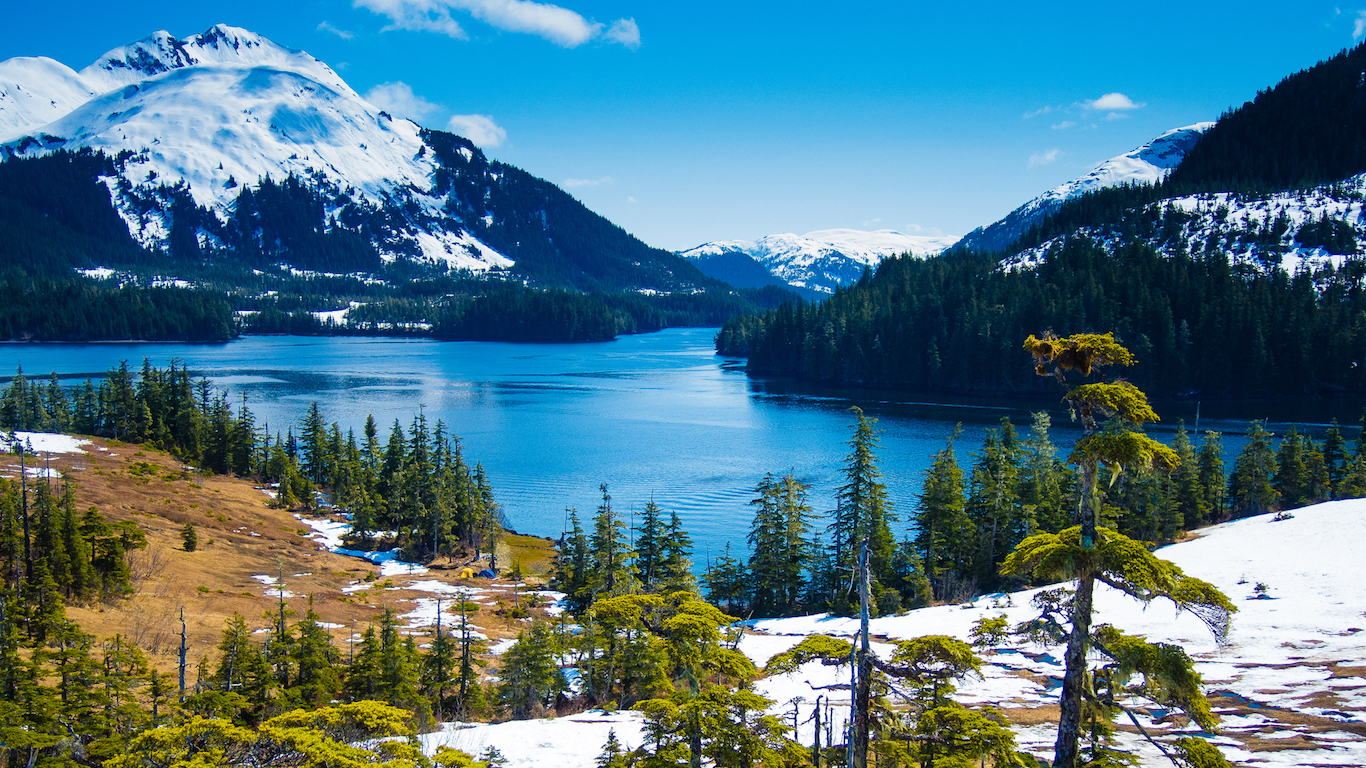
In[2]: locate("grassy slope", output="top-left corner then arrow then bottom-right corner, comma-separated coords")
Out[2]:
2,438 -> 559,675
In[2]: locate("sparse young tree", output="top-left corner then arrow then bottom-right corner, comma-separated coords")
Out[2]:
1006,332 -> 1236,768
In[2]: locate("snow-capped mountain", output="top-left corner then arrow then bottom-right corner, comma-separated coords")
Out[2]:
681,228 -> 960,296
0,25 -> 711,292
959,123 -> 1215,253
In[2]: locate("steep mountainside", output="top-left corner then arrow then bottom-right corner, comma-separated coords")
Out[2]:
959,123 -> 1213,253
0,25 -> 718,295
681,228 -> 959,296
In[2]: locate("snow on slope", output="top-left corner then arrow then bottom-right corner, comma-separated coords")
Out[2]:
0,57 -> 97,141
961,122 -> 1215,253
415,502 -> 1366,767
0,25 -> 511,272
748,500 -> 1366,766
682,228 -> 960,295
1007,173 -> 1366,278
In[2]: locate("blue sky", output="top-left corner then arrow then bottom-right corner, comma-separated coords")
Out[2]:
3,1 -> 1363,250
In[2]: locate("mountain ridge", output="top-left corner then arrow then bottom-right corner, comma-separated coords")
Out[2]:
681,228 -> 960,296
0,24 -> 722,298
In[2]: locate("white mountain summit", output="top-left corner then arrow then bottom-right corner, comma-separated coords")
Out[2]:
0,24 -> 511,272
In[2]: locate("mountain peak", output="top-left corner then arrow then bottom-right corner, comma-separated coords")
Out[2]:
958,122 -> 1214,253
79,24 -> 350,96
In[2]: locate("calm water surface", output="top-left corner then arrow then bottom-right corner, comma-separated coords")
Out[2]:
2,330 -> 1359,558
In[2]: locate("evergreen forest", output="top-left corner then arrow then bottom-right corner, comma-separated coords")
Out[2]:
0,343 -> 1355,766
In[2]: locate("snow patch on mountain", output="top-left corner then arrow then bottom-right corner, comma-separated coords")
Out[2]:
0,24 -> 512,272
1008,173 -> 1366,280
962,123 -> 1215,253
682,228 -> 960,295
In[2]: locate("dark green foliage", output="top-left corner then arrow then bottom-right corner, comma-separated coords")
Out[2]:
719,235 -> 1366,397
746,473 -> 814,617
829,407 -> 898,614
1228,421 -> 1278,517
0,276 -> 234,341
1165,40 -> 1366,195
181,522 -> 198,552
0,150 -> 147,274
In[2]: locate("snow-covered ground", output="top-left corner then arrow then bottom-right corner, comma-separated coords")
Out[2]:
0,431 -> 91,454
419,501 -> 1366,767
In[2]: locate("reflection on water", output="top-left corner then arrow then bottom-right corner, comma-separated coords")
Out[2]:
2,330 -> 1361,560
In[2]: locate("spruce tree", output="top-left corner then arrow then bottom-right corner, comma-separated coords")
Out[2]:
1228,421 -> 1278,517
588,484 -> 635,598
634,498 -> 666,590
915,431 -> 970,602
829,407 -> 897,613
657,510 -> 696,593
1196,432 -> 1227,523
965,419 -> 1022,590
1007,332 -> 1234,768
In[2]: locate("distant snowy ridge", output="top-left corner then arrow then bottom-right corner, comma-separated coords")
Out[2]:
682,228 -> 960,295
961,122 -> 1215,253
0,24 -> 511,273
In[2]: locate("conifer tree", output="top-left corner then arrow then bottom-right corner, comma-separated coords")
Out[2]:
1323,419 -> 1348,496
1228,421 -> 1278,517
1196,432 -> 1227,522
657,510 -> 697,593
829,408 -> 897,612
634,498 -> 666,590
289,597 -> 340,708
701,542 -> 748,615
966,419 -> 1023,590
589,484 -> 635,598
498,621 -> 565,720
1272,426 -> 1309,508
747,473 -> 813,617
915,431 -> 971,602
1171,422 -> 1206,530
1006,332 -> 1234,768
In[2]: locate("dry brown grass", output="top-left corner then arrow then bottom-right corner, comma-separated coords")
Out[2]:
8,438 -> 560,675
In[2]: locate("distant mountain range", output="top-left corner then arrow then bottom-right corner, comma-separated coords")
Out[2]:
682,124 -> 1215,296
680,229 -> 959,297
0,25 -> 716,294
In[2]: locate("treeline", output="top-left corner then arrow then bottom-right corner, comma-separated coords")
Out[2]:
698,407 -> 1366,615
0,274 -> 235,341
718,236 -> 1366,396
1,362 -> 503,562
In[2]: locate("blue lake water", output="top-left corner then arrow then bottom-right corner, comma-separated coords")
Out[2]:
1,329 -> 1359,560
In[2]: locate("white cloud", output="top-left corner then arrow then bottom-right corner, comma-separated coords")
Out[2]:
1084,92 -> 1145,111
605,18 -> 641,49
1355,10 -> 1366,38
563,176 -> 613,188
364,82 -> 442,122
1023,105 -> 1055,119
317,21 -> 357,40
447,114 -> 507,147
355,0 -> 641,48
354,0 -> 468,38
1104,111 -> 1129,121
1051,120 -> 1076,130
626,196 -> 638,204
1028,148 -> 1061,168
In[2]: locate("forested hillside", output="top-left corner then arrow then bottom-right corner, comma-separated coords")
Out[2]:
720,41 -> 1366,397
